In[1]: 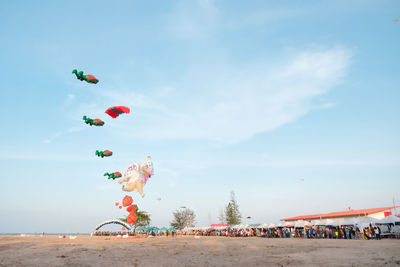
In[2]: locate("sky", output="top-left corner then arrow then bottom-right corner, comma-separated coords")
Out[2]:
0,0 -> 399,233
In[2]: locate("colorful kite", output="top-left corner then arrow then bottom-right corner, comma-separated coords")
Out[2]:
95,150 -> 113,158
104,172 -> 122,180
127,204 -> 139,224
127,213 -> 137,224
122,195 -> 133,207
105,106 -> 130,118
115,196 -> 139,224
394,19 -> 399,22
118,156 -> 154,197
72,69 -> 99,84
126,204 -> 138,213
83,116 -> 104,126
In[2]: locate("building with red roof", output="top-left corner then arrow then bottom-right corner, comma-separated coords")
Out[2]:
281,206 -> 399,222
211,224 -> 230,227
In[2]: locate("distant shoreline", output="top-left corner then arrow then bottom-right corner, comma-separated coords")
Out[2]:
0,233 -> 90,236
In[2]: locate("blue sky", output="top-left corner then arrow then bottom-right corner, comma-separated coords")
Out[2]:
1,0 -> 399,233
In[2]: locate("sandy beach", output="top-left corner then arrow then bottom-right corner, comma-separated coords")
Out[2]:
0,235 -> 399,266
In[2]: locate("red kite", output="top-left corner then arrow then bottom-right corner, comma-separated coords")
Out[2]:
105,106 -> 130,118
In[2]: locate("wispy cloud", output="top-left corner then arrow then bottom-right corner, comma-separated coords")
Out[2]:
42,126 -> 85,144
88,47 -> 351,144
67,126 -> 85,133
43,131 -> 63,144
56,2 -> 352,145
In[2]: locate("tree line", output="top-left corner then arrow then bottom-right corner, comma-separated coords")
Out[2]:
121,191 -> 242,231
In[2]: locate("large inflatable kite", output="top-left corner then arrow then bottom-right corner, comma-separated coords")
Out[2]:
127,205 -> 138,224
104,172 -> 122,180
83,116 -> 104,126
96,150 -> 113,158
72,69 -> 99,84
116,196 -> 139,224
105,106 -> 130,118
122,195 -> 133,207
118,156 -> 154,197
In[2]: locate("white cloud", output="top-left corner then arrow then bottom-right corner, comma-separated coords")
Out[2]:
42,126 -> 84,144
67,94 -> 75,100
43,131 -> 63,143
67,126 -> 85,133
65,94 -> 76,105
95,47 -> 351,144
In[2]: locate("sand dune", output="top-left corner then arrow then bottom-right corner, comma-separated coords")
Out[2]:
0,235 -> 399,266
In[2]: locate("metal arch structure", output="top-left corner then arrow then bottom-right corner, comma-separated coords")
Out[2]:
95,219 -> 132,231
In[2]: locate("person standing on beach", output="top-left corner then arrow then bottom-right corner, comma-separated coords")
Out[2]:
370,225 -> 375,239
363,228 -> 370,240
375,227 -> 381,240
355,227 -> 361,239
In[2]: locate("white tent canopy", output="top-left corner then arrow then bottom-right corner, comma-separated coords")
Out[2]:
375,215 -> 400,224
294,220 -> 310,227
181,214 -> 400,233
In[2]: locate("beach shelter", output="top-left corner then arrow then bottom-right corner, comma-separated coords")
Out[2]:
376,215 -> 400,224
331,218 -> 346,226
276,222 -> 285,227
283,221 -> 294,227
294,220 -> 311,228
311,219 -> 324,226
146,226 -> 159,232
339,217 -> 359,226
321,219 -> 338,226
357,217 -> 381,228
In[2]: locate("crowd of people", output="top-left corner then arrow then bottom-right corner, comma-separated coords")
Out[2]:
93,223 -> 399,240
182,224 -> 386,240
93,231 -> 133,236
93,230 -> 178,237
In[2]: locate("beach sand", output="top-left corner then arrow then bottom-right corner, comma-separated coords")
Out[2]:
0,235 -> 399,266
